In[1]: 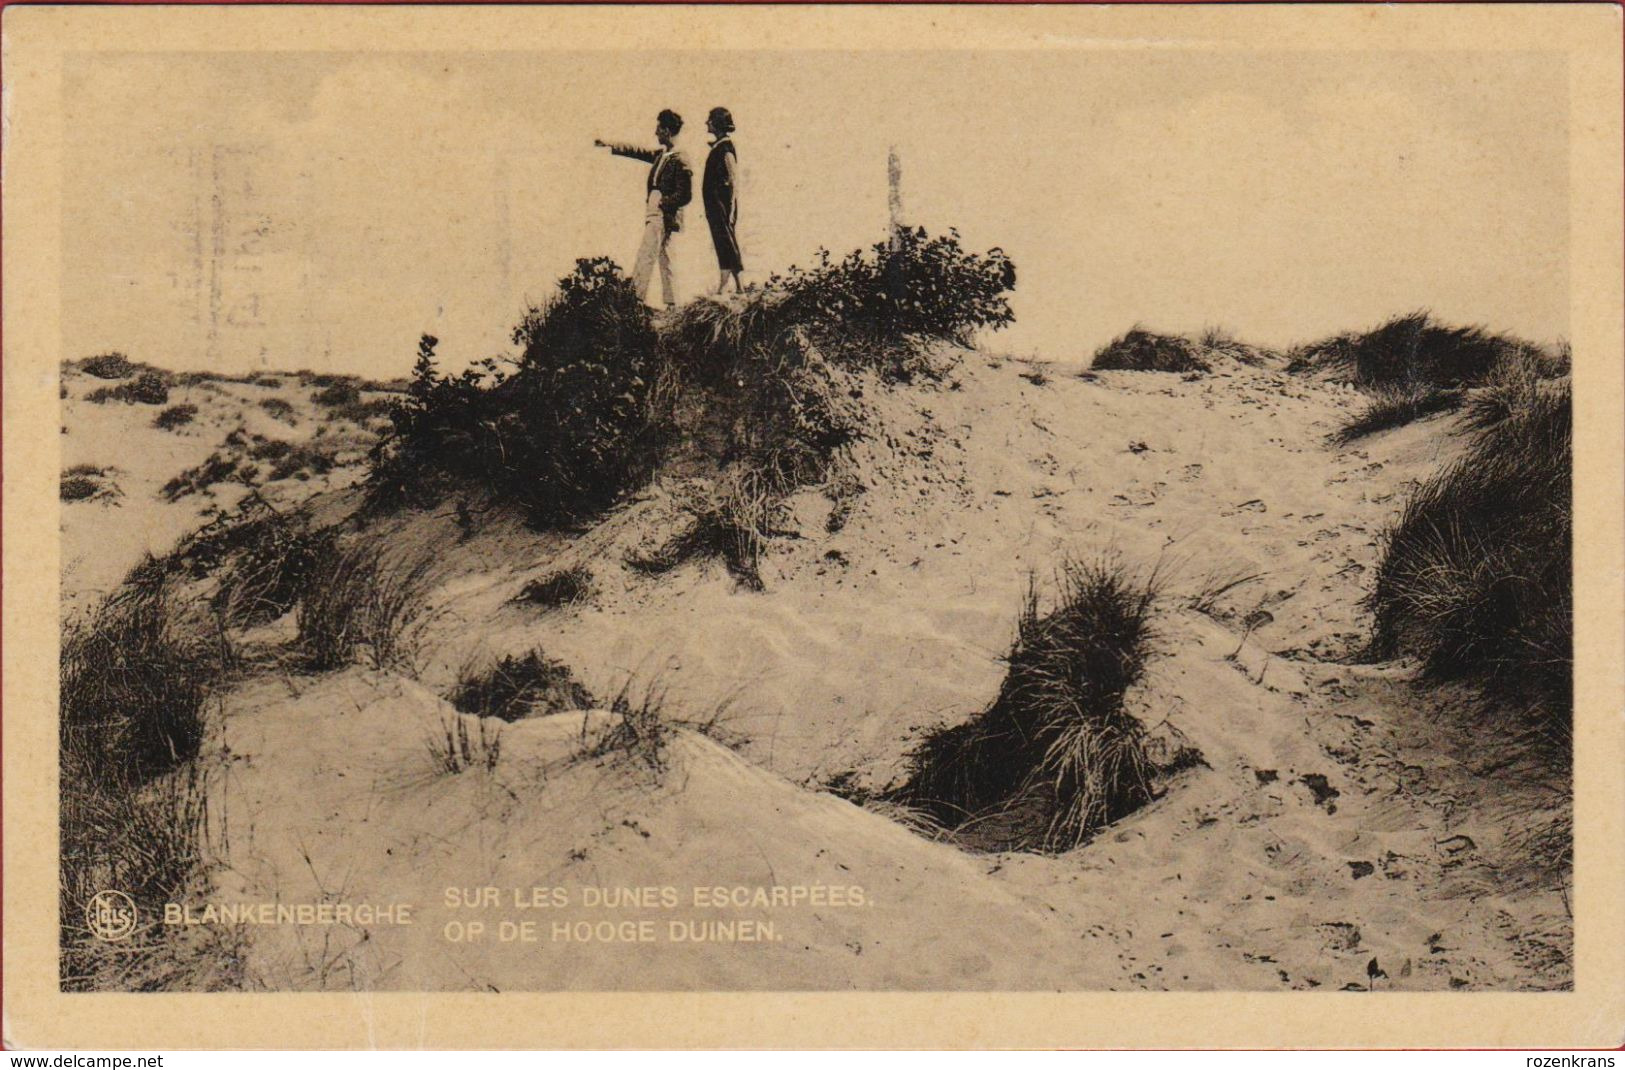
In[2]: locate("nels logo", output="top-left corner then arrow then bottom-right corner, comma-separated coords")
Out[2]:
86,890 -> 137,941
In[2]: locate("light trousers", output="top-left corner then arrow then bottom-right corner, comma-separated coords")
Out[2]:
632,190 -> 676,307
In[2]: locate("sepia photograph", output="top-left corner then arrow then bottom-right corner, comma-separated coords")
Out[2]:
5,1 -> 1624,1050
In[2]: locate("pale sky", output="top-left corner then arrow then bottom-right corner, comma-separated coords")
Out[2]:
61,48 -> 1568,376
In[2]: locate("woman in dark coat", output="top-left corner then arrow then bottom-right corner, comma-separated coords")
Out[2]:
702,107 -> 744,295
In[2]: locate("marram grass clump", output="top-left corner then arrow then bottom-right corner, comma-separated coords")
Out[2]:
897,559 -> 1162,852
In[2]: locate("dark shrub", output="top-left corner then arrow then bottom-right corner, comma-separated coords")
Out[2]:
154,404 -> 199,431
161,454 -> 241,501
84,370 -> 171,406
1366,381 -> 1571,740
370,260 -> 661,522
1091,328 -> 1209,373
896,559 -> 1162,851
124,372 -> 171,405
332,398 -> 396,425
449,651 -> 596,722
1331,385 -> 1463,445
61,476 -> 101,501
312,382 -> 361,408
515,565 -> 594,609
1288,311 -> 1546,390
258,397 -> 296,423
766,227 -> 1015,378
265,443 -> 337,482
80,353 -> 135,379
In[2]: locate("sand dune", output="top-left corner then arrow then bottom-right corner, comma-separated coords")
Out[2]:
60,341 -> 1568,992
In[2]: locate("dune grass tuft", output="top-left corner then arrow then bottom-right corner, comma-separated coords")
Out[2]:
1366,380 -> 1571,745
427,714 -> 504,775
1090,328 -> 1210,373
1331,384 -> 1464,445
211,512 -> 337,627
897,558 -> 1162,852
627,469 -> 783,591
514,565 -> 594,609
59,576 -> 241,990
450,650 -> 596,722
294,541 -> 437,673
1288,311 -> 1552,390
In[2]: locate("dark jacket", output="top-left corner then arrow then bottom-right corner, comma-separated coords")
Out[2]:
608,143 -> 693,232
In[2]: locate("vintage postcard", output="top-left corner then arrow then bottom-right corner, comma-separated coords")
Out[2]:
3,2 -> 1622,1050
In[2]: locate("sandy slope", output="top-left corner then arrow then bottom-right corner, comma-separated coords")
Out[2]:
68,348 -> 1569,990
59,368 -> 383,612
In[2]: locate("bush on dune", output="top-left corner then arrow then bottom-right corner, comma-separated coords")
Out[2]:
86,371 -> 172,406
154,404 -> 199,431
762,227 -> 1015,379
79,353 -> 137,380
1090,328 -> 1210,373
515,565 -> 594,609
370,261 -> 662,523
1366,381 -> 1572,744
212,513 -> 338,628
367,229 -> 1015,530
896,559 -> 1163,852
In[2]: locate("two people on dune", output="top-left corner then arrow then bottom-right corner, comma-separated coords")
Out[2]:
595,107 -> 743,308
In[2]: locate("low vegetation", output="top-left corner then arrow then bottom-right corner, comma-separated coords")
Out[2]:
61,466 -> 111,502
295,541 -> 437,673
896,559 -> 1163,852
78,352 -> 137,379
626,471 -> 782,591
258,397 -> 296,423
514,565 -> 594,609
154,404 -> 199,431
428,714 -> 504,775
1091,328 -> 1211,373
161,453 -> 245,501
59,574 -> 237,990
86,371 -> 172,406
1330,385 -> 1463,445
211,511 -> 337,627
1365,380 -> 1572,744
368,228 -> 1015,535
578,681 -> 672,773
1288,310 -> 1559,390
449,650 -> 596,721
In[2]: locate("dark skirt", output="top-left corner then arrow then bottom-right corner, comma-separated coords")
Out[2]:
706,207 -> 743,272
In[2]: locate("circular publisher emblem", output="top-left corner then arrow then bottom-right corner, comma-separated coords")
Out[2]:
86,890 -> 137,941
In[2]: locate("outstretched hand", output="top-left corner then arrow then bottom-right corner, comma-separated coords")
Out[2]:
593,138 -> 607,148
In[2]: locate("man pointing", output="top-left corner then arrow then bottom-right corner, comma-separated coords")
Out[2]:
596,108 -> 693,309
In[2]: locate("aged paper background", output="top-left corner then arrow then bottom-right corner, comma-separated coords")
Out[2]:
5,2 -> 1623,1049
